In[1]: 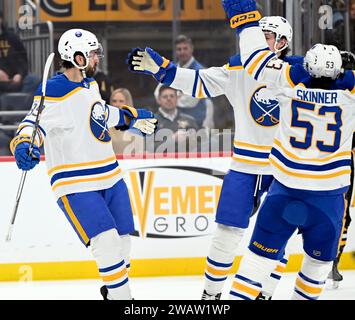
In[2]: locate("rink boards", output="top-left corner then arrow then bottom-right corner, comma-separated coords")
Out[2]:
0,154 -> 354,281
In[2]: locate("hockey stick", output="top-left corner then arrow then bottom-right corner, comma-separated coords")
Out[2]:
6,52 -> 55,242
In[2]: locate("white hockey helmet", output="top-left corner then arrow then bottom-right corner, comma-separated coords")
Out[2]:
58,29 -> 103,69
304,44 -> 342,80
259,16 -> 293,52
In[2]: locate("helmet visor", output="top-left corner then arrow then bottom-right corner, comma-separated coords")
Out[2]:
90,43 -> 104,59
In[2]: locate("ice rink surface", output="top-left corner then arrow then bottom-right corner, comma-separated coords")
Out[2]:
0,271 -> 354,300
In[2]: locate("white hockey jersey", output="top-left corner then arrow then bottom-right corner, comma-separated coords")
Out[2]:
239,26 -> 355,191
164,52 -> 303,175
12,73 -> 123,199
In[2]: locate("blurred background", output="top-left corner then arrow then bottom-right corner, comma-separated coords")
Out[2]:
0,0 -> 353,156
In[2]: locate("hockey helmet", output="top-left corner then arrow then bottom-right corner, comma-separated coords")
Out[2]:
259,16 -> 293,52
58,29 -> 104,69
304,44 -> 342,80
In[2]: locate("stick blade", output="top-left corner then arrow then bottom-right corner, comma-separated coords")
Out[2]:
5,225 -> 13,242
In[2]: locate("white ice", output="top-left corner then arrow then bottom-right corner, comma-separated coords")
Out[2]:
0,271 -> 354,300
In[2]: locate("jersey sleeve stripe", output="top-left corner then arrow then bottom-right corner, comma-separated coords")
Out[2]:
247,51 -> 269,76
351,71 -> 355,94
22,120 -> 47,137
200,76 -> 211,98
197,81 -> 205,98
286,65 -> 296,88
34,86 -> 83,101
16,123 -> 44,147
254,53 -> 277,80
244,47 -> 269,69
192,70 -> 199,97
226,64 -> 244,70
248,52 -> 268,75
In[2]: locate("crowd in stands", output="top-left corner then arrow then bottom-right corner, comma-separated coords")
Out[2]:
0,10 -> 40,156
2,0 -> 355,157
0,25 -> 227,156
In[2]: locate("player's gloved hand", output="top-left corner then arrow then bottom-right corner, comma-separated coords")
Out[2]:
221,0 -> 261,33
13,141 -> 41,171
340,51 -> 355,70
126,47 -> 176,82
117,105 -> 157,136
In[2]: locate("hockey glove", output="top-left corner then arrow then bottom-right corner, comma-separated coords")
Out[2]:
11,136 -> 41,171
126,47 -> 176,83
340,51 -> 355,70
116,105 -> 157,136
221,0 -> 261,34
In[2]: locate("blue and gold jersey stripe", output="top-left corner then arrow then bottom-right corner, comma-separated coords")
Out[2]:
225,63 -> 244,71
244,47 -> 269,69
271,148 -> 352,172
52,167 -> 122,192
50,162 -> 119,186
270,157 -> 351,180
48,155 -> 117,176
274,139 -> 351,162
33,81 -> 97,102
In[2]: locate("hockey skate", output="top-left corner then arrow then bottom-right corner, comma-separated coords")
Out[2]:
327,260 -> 343,289
100,285 -> 109,300
100,285 -> 134,300
201,290 -> 221,300
256,292 -> 272,300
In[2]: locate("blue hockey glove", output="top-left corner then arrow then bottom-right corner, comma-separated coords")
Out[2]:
221,0 -> 261,34
11,137 -> 41,171
126,47 -> 176,82
116,105 -> 157,136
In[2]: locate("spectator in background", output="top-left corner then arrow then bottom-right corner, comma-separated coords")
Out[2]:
109,88 -> 144,155
324,0 -> 347,50
155,86 -> 199,151
0,11 -> 28,93
155,35 -> 214,129
111,88 -> 133,107
94,68 -> 113,102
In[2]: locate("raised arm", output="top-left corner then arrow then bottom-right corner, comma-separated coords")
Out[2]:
126,47 -> 237,98
222,0 -> 307,88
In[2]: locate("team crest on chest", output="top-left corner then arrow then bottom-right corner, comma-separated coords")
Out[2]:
90,102 -> 111,142
250,86 -> 280,127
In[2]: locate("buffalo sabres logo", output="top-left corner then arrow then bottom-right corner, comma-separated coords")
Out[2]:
90,102 -> 111,143
250,86 -> 280,127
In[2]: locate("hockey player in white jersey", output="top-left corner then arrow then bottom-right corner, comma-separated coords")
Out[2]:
10,29 -> 157,300
221,0 -> 355,300
126,14 -> 303,299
